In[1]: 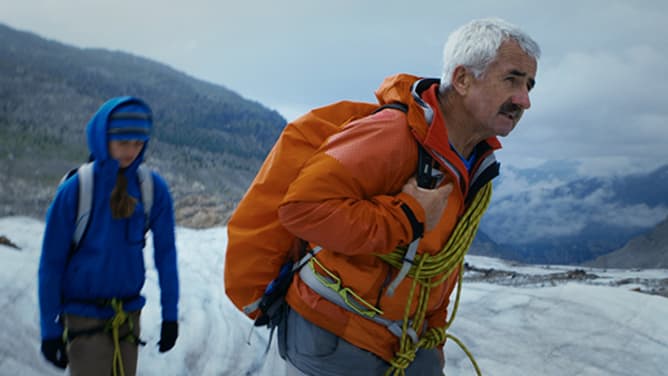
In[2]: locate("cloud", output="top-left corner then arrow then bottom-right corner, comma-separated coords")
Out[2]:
492,166 -> 567,199
1,0 -> 667,176
500,43 -> 668,175
485,176 -> 668,244
594,203 -> 668,229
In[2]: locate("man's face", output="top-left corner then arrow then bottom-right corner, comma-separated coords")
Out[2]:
108,140 -> 144,168
463,40 -> 538,137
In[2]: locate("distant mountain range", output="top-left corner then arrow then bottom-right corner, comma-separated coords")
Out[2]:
0,23 -> 285,227
2,22 -> 666,266
472,163 -> 668,265
584,216 -> 668,269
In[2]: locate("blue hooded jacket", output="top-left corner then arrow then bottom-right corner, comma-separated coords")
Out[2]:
38,96 -> 179,340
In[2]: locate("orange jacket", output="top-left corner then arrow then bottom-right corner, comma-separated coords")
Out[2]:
278,74 -> 501,361
225,100 -> 384,314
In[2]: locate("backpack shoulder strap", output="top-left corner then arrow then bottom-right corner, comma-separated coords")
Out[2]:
372,102 -> 408,114
72,161 -> 95,248
137,164 -> 154,232
69,162 -> 154,248
370,101 -> 442,295
371,102 -> 439,188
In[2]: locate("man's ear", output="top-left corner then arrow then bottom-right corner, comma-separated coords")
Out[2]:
451,65 -> 472,95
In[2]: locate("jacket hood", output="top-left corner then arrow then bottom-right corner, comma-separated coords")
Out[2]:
86,96 -> 151,167
374,73 -> 432,141
375,73 -> 502,198
374,73 -> 501,150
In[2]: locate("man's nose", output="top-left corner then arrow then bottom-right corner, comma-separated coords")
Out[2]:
513,88 -> 531,110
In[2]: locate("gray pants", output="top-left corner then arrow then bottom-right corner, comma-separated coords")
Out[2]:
278,307 -> 443,376
64,311 -> 141,376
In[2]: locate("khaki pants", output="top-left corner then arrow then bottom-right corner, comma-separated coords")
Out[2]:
65,311 -> 141,376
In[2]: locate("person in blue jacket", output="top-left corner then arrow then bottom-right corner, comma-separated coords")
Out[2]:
38,96 -> 179,375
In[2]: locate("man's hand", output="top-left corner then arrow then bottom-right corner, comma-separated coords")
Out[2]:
41,338 -> 68,369
402,177 -> 453,231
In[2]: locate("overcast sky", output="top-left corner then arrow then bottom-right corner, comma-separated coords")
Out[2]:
1,0 -> 666,176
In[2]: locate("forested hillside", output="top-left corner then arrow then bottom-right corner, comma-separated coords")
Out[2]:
0,23 -> 285,226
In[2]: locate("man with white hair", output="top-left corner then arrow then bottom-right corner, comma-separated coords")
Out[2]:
238,17 -> 540,375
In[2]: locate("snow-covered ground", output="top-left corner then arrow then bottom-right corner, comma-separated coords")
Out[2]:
1,216 -> 667,376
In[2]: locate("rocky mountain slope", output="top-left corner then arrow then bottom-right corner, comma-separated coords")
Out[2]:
584,216 -> 668,269
0,23 -> 285,227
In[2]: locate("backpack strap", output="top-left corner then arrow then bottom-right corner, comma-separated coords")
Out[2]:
372,102 -> 408,114
371,102 -> 439,295
137,165 -> 154,233
69,163 -> 154,250
299,257 -> 420,343
72,162 -> 95,248
243,245 -> 323,316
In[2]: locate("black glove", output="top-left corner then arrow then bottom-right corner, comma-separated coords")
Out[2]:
158,321 -> 178,353
41,338 -> 68,369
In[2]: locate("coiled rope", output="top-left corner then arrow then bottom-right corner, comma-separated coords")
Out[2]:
377,182 -> 492,376
107,299 -> 134,376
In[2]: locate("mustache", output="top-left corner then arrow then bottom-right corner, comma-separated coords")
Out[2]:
499,102 -> 522,115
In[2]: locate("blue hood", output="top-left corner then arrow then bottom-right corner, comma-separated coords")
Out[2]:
86,96 -> 152,169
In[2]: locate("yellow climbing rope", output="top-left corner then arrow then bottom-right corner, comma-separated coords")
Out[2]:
108,298 -> 130,376
377,182 -> 492,376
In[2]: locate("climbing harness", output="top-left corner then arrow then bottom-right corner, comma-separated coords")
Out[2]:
63,298 -> 145,376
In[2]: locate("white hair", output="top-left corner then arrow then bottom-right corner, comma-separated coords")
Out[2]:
440,18 -> 541,92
